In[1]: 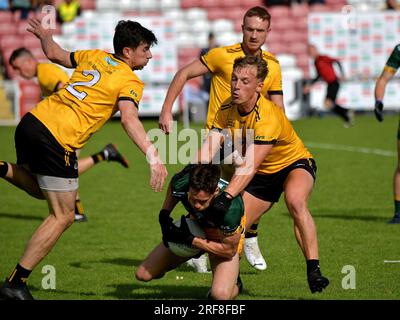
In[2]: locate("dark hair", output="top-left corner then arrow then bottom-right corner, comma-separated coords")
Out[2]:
9,47 -> 33,66
233,55 -> 269,82
189,164 -> 221,194
243,6 -> 271,26
113,20 -> 158,55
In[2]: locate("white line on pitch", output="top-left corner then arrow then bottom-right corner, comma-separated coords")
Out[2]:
384,260 -> 400,263
305,142 -> 396,157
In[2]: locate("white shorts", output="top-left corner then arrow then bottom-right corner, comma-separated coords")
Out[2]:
37,175 -> 79,192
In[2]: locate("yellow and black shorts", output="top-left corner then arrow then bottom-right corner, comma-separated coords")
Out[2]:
245,158 -> 317,203
15,112 -> 78,180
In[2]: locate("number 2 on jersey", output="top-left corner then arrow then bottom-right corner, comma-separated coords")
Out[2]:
66,70 -> 100,100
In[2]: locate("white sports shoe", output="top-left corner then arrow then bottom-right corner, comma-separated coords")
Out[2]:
244,237 -> 267,271
186,254 -> 210,273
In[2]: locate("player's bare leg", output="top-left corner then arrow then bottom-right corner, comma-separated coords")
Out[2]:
284,168 -> 329,293
0,189 -> 76,300
208,253 -> 241,300
0,162 -> 44,199
389,139 -> 400,223
136,243 -> 189,282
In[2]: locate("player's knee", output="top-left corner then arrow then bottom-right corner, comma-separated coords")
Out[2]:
135,265 -> 154,282
286,198 -> 308,218
54,209 -> 75,229
209,287 -> 232,300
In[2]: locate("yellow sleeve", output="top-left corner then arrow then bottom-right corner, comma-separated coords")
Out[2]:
267,60 -> 283,94
70,49 -> 97,67
200,47 -> 224,73
118,79 -> 143,109
254,110 -> 281,145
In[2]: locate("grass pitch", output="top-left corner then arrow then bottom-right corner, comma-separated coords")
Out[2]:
0,113 -> 399,300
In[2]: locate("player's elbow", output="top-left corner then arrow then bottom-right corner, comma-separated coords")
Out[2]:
219,245 -> 237,259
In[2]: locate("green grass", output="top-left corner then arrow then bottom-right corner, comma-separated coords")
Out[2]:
0,113 -> 399,300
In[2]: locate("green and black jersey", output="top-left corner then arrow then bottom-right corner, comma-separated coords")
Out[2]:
384,44 -> 400,74
170,165 -> 244,235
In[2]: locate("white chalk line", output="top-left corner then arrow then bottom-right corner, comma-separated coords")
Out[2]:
305,142 -> 396,158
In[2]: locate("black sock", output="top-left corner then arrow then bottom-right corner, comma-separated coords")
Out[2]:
0,161 -> 8,177
75,199 -> 85,215
332,104 -> 350,122
245,224 -> 258,238
7,264 -> 32,286
394,200 -> 400,216
91,150 -> 106,164
306,259 -> 320,274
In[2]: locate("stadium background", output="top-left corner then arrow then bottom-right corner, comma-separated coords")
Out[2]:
0,0 -> 400,300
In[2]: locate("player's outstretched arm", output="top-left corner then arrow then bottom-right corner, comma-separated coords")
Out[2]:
119,100 -> 168,192
374,70 -> 394,122
159,60 -> 209,134
27,18 -> 73,68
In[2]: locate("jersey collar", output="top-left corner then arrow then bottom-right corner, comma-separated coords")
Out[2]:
237,93 -> 261,117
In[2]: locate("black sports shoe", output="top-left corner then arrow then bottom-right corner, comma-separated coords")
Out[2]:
74,213 -> 88,222
388,213 -> 400,224
307,269 -> 329,293
103,143 -> 129,168
0,281 -> 34,300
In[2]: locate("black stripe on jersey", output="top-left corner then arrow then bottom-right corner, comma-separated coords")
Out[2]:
53,81 -> 62,93
210,127 -> 223,132
221,103 -> 232,111
200,57 -> 213,73
254,139 -> 277,145
70,52 -> 77,68
227,45 -> 243,54
254,105 -> 261,121
118,97 -> 139,108
268,90 -> 283,95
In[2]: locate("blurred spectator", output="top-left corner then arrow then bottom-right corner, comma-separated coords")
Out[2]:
0,0 -> 10,10
32,0 -> 54,10
303,44 -> 354,127
386,0 -> 400,10
199,32 -> 217,106
56,0 -> 81,24
10,0 -> 32,20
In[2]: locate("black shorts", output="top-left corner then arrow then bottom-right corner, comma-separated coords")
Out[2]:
326,80 -> 339,102
244,158 -> 317,203
15,112 -> 78,178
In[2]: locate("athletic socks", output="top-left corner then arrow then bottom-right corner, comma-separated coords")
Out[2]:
245,224 -> 258,238
7,264 -> 32,286
75,199 -> 85,216
0,161 -> 8,177
394,200 -> 400,216
91,150 -> 107,164
332,104 -> 350,122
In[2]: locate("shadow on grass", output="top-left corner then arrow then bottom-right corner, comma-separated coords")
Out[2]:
69,257 -> 143,269
104,282 -> 209,299
0,212 -> 43,221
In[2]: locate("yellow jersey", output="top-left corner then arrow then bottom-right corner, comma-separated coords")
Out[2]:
31,49 -> 143,152
200,43 -> 283,129
212,94 -> 312,174
37,63 -> 70,97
